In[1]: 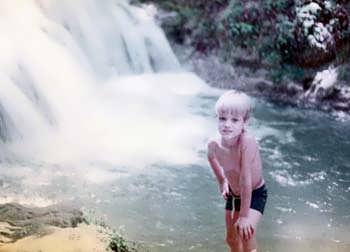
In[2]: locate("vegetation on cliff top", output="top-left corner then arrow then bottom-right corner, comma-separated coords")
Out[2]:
139,0 -> 350,84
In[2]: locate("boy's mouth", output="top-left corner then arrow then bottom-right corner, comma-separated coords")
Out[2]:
221,130 -> 233,134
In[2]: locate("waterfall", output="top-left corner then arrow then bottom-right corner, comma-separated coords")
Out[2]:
0,0 -> 213,167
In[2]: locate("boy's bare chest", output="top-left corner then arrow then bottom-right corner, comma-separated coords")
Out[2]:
216,147 -> 241,172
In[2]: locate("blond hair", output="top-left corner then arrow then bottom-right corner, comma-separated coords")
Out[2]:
215,90 -> 252,122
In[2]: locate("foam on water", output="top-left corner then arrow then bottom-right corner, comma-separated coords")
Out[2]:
0,195 -> 57,208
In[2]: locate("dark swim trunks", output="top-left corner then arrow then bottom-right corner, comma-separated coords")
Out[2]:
225,184 -> 267,214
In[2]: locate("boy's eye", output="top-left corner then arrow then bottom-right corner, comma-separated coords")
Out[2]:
231,118 -> 238,122
219,117 -> 226,121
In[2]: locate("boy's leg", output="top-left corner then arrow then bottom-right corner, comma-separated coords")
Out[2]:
240,209 -> 262,252
225,210 -> 242,252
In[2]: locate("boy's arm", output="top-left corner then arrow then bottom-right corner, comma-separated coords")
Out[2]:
207,140 -> 229,198
207,140 -> 225,184
238,135 -> 255,217
234,135 -> 256,240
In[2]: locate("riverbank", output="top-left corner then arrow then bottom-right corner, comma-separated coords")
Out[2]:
172,42 -> 350,118
143,0 -> 350,117
0,223 -> 108,252
0,203 -> 137,252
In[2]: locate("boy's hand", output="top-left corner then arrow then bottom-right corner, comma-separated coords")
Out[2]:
234,217 -> 254,241
219,180 -> 229,200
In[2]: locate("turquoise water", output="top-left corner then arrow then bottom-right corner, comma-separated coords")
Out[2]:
1,96 -> 349,252
86,97 -> 350,251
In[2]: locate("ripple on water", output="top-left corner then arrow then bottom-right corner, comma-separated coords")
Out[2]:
275,206 -> 296,213
269,170 -> 312,187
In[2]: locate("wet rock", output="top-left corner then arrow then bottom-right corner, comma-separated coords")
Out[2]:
0,203 -> 86,243
172,43 -> 239,89
246,77 -> 274,92
333,101 -> 350,111
303,67 -> 338,101
155,8 -> 178,27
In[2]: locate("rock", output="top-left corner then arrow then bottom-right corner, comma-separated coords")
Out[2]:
0,203 -> 86,243
173,44 -> 239,89
303,67 -> 338,101
332,86 -> 350,112
333,101 -> 350,111
171,38 -> 350,115
247,77 -> 274,92
0,224 -> 109,252
155,8 -> 178,27
339,86 -> 350,101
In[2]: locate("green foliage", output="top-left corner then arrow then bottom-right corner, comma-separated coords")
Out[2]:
269,63 -> 306,84
137,0 -> 349,84
221,0 -> 259,50
220,0 -> 296,64
109,233 -> 138,252
230,22 -> 256,46
275,16 -> 294,48
263,0 -> 290,13
82,208 -> 140,252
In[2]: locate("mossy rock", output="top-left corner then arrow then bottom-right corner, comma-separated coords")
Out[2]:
0,203 -> 86,243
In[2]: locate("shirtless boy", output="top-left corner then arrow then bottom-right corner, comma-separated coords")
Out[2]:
207,90 -> 267,252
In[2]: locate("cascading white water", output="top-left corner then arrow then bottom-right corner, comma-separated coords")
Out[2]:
304,67 -> 338,101
0,0 -> 215,168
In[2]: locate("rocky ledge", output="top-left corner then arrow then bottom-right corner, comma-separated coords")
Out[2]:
173,42 -> 350,116
0,203 -> 139,252
148,1 -> 350,117
0,203 -> 86,244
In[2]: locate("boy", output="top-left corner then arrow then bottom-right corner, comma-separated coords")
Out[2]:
207,90 -> 267,252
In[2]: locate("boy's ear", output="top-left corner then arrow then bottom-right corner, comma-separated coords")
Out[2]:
243,119 -> 250,130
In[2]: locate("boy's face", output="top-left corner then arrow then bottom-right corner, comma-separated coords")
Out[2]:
217,111 -> 244,142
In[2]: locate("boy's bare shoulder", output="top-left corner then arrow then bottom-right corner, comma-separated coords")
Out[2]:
207,138 -> 219,158
240,132 -> 258,149
207,137 -> 220,148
